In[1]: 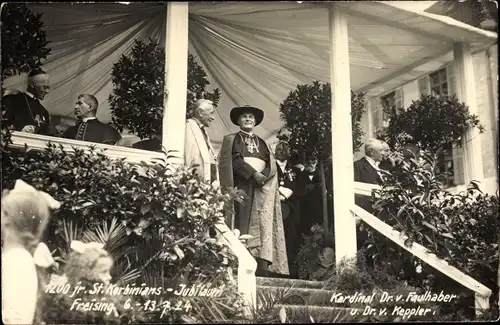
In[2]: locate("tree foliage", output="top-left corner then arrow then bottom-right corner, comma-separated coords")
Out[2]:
108,38 -> 221,139
2,144 -> 248,319
1,3 -> 51,79
379,94 -> 484,153
279,81 -> 366,163
279,81 -> 365,239
366,149 -> 499,318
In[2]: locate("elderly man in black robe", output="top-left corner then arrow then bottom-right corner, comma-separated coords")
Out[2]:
218,105 -> 289,277
2,69 -> 52,135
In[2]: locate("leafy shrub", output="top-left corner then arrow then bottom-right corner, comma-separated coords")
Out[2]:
1,3 -> 51,79
1,110 -> 13,182
279,82 -> 366,236
363,148 -> 499,318
380,94 -> 484,153
373,151 -> 498,273
108,38 -> 221,139
279,81 -> 365,160
1,109 -> 12,149
2,144 -> 251,323
296,224 -> 335,281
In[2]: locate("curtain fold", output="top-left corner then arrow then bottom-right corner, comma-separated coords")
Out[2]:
2,2 -> 495,145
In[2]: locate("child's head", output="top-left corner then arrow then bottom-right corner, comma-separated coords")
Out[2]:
64,241 -> 113,285
1,180 -> 60,252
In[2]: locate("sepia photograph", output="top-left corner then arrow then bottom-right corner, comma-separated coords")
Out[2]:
1,1 -> 498,323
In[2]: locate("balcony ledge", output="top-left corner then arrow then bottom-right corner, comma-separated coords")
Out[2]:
9,131 -> 169,165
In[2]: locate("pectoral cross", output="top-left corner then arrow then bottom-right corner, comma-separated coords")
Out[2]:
245,137 -> 258,154
34,115 -> 42,127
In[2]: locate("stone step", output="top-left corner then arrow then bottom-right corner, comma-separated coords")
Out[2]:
256,276 -> 367,322
275,304 -> 362,323
258,285 -> 334,306
256,276 -> 326,290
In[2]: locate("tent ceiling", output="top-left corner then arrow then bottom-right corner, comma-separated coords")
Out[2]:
3,2 -> 496,148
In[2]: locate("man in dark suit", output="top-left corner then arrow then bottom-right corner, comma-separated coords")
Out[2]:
353,138 -> 391,253
2,69 -> 52,135
275,142 -> 306,277
354,138 -> 392,215
62,94 -> 121,145
354,138 -> 391,186
297,156 -> 324,236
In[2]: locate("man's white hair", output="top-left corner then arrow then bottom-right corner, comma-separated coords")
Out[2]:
190,99 -> 214,119
194,99 -> 213,111
364,138 -> 386,157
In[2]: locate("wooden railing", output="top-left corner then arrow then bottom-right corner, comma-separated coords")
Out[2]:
9,132 -> 166,164
9,132 -> 258,314
214,221 -> 257,316
353,181 -> 493,316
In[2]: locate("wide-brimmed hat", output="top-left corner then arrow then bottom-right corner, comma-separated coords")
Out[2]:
230,105 -> 264,126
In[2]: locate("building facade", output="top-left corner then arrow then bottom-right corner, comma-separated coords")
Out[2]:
356,44 -> 498,195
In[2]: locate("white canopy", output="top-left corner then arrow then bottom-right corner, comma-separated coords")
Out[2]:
3,1 -> 496,148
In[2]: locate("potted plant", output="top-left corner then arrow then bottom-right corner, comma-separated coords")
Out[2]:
279,81 -> 366,239
1,3 -> 51,160
1,3 -> 51,80
378,94 -> 484,187
380,94 -> 484,154
108,38 -> 221,144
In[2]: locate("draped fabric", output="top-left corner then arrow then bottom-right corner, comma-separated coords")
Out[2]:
2,2 -> 496,150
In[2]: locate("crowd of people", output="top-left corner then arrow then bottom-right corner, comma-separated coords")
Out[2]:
2,68 -> 412,281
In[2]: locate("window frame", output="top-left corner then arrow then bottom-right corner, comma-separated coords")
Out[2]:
372,87 -> 403,133
429,68 -> 449,97
381,91 -> 396,116
423,65 -> 465,188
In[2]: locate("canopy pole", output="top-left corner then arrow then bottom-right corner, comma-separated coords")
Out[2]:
162,2 -> 189,163
453,43 -> 484,184
328,5 -> 357,268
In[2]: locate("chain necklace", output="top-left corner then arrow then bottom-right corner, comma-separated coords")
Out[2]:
239,133 -> 259,154
23,94 -> 43,127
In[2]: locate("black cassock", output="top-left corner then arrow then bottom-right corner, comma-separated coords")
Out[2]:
2,93 -> 51,135
277,161 -> 306,277
298,168 -> 323,236
62,119 -> 121,145
232,131 -> 270,234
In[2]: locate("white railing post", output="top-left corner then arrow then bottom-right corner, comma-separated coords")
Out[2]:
328,4 -> 357,268
351,199 -> 492,318
453,42 -> 484,185
163,2 -> 189,165
214,221 -> 257,317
